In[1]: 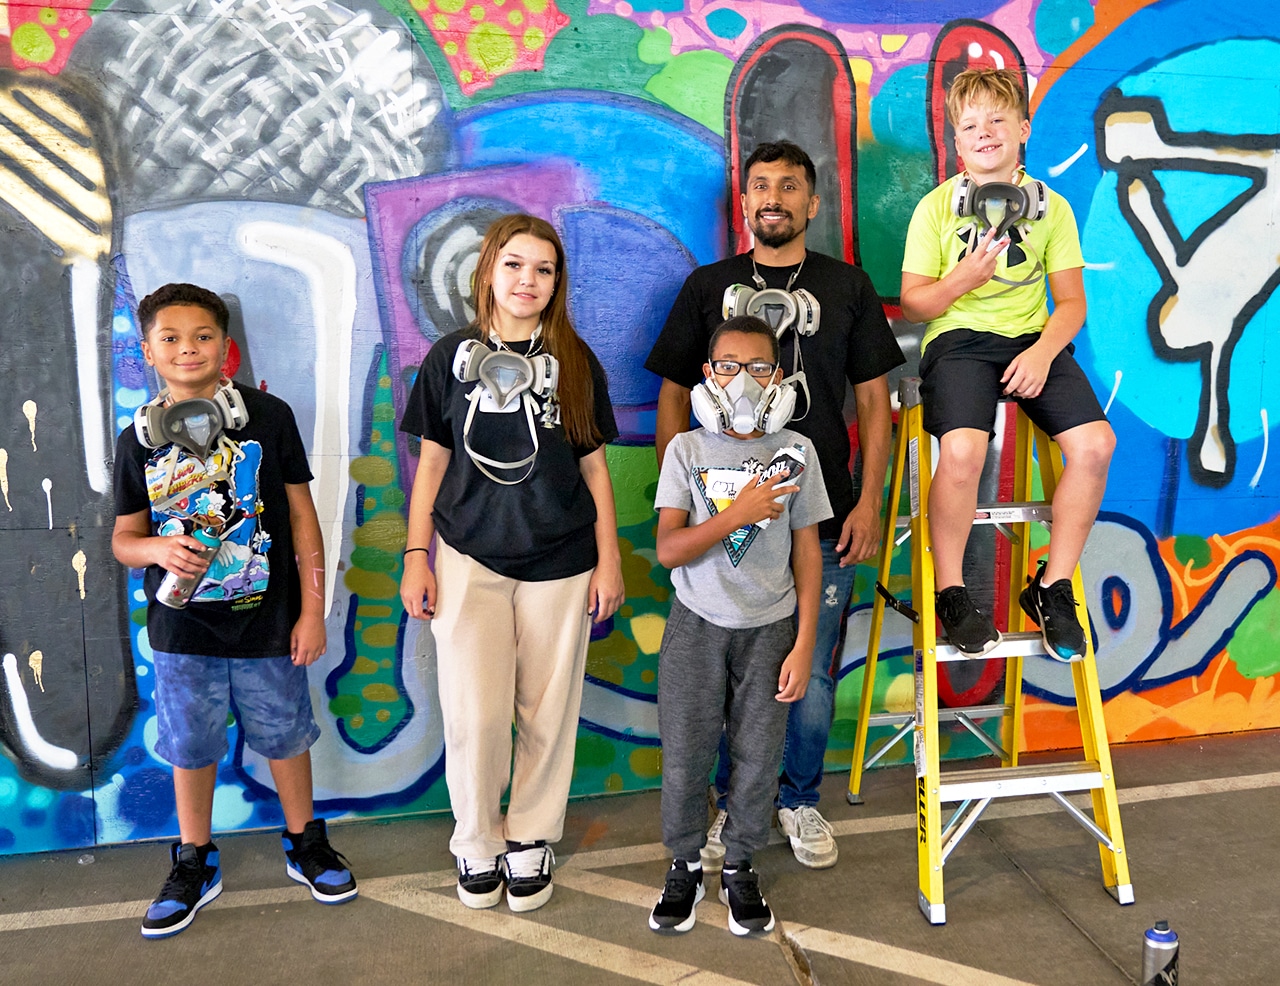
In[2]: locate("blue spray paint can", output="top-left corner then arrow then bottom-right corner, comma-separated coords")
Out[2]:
1141,920 -> 1178,985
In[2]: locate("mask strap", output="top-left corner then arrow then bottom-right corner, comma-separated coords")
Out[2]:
750,253 -> 805,293
461,389 -> 541,485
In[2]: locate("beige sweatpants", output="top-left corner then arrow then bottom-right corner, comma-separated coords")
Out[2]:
431,537 -> 595,859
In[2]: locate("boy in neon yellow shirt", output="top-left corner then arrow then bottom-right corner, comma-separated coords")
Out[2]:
900,68 -> 1115,661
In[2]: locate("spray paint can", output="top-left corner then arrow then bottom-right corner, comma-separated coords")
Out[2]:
756,443 -> 805,530
1141,920 -> 1178,985
157,527 -> 221,609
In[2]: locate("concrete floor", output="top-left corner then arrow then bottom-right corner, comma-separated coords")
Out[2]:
2,728 -> 1276,985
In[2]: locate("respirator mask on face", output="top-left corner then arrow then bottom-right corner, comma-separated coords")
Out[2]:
691,367 -> 797,437
452,333 -> 561,485
952,175 -> 1047,295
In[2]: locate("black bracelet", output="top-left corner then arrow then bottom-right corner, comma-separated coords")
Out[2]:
403,547 -> 430,556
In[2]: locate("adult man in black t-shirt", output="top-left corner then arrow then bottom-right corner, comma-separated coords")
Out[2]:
645,140 -> 904,872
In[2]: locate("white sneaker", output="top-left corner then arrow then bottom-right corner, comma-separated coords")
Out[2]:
700,809 -> 727,873
456,855 -> 504,909
777,806 -> 838,869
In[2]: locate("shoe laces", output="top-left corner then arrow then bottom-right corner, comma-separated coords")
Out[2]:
708,809 -> 727,842
159,848 -> 206,898
791,806 -> 833,840
294,831 -> 350,874
664,861 -> 699,895
506,845 -> 553,879
1039,579 -> 1078,620
724,867 -> 763,905
459,856 -> 499,878
936,586 -> 973,627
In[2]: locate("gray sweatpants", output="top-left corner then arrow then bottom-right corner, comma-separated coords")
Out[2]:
658,596 -> 796,864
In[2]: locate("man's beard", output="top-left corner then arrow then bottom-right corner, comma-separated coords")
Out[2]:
750,211 -> 807,249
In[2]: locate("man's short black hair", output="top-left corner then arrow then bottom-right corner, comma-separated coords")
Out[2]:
709,315 -> 780,364
137,283 -> 229,335
743,140 -> 817,194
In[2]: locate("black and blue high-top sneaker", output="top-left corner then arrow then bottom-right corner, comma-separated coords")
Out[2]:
283,818 -> 358,903
141,841 -> 222,939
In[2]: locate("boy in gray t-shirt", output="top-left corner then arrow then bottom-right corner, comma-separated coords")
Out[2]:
648,316 -> 831,937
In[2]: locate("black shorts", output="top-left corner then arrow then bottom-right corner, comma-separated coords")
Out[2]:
919,329 -> 1107,438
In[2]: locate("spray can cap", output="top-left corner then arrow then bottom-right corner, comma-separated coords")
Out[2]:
192,527 -> 221,547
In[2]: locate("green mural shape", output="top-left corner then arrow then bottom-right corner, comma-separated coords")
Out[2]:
1228,588 -> 1280,679
1174,534 -> 1213,570
383,0 -> 661,110
638,28 -> 733,135
328,356 -> 410,749
857,142 -> 934,297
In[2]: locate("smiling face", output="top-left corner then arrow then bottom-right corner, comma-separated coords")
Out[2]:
488,232 -> 559,337
141,303 -> 230,400
953,98 -> 1030,184
741,159 -> 820,250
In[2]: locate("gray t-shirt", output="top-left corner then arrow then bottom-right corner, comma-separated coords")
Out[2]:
655,427 -> 833,629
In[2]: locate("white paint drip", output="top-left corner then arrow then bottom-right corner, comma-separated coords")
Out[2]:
1048,142 -> 1089,177
1,653 -> 77,770
71,550 -> 87,599
71,257 -> 111,494
27,650 -> 44,692
1250,408 -> 1269,488
0,447 -> 10,510
41,477 -> 52,529
1103,369 -> 1122,416
22,400 -> 37,450
236,220 -> 354,618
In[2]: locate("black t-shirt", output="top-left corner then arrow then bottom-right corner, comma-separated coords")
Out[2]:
645,250 -> 905,541
399,330 -> 618,581
113,385 -> 313,657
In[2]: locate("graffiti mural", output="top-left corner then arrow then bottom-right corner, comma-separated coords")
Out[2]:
0,0 -> 1277,855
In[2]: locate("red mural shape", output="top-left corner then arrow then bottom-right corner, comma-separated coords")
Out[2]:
413,0 -> 568,96
8,0 -> 94,73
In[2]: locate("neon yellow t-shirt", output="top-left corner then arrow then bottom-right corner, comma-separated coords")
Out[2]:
902,172 -> 1084,353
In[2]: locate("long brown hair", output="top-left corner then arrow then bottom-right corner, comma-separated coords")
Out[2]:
470,214 -> 601,448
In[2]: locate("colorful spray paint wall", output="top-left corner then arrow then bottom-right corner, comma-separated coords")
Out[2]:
0,0 -> 1276,855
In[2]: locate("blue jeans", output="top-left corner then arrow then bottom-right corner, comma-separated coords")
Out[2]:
715,539 -> 857,810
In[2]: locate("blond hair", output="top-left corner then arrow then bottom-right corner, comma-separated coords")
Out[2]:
945,68 -> 1027,127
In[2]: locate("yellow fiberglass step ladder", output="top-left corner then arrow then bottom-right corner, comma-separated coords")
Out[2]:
845,377 -> 1133,925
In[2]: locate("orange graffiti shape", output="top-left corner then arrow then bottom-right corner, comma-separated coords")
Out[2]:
414,0 -> 568,97
8,0 -> 94,74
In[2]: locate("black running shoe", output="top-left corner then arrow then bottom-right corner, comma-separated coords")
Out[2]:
935,585 -> 1001,655
283,818 -> 358,903
649,859 -> 705,933
503,841 -> 554,912
1019,561 -> 1086,662
719,864 -> 774,935
456,855 -> 504,909
141,841 -> 222,939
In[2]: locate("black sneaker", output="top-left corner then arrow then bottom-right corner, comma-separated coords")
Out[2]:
457,855 -> 505,909
503,841 -> 554,912
283,818 -> 358,903
140,841 -> 222,939
936,585 -> 1002,655
1020,561 -> 1086,662
648,859 -> 705,934
718,864 -> 774,935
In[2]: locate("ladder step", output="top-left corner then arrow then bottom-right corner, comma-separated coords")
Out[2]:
939,760 -> 1103,802
973,501 -> 1052,525
892,501 -> 1051,532
938,631 -> 1046,663
865,703 -> 1012,728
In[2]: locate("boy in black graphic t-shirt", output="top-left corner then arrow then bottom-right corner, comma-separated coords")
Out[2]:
113,283 -> 356,939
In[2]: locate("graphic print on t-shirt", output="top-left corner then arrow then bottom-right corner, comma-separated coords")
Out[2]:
692,455 -> 764,567
144,438 -> 270,605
